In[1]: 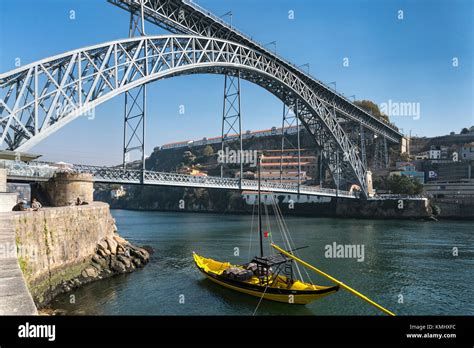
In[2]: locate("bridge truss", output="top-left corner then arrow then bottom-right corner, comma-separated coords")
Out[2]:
0,35 -> 371,195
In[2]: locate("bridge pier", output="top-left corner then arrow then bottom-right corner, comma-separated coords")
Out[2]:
221,72 -> 243,185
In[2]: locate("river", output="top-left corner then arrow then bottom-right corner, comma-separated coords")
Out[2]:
50,210 -> 474,315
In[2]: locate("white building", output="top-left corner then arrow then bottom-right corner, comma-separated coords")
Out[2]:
111,186 -> 126,199
461,142 -> 474,161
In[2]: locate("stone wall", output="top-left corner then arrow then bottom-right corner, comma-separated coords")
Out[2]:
12,202 -> 149,307
335,198 -> 431,219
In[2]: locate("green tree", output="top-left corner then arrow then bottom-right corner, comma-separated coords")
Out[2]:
460,127 -> 469,134
202,145 -> 214,157
387,175 -> 423,195
399,152 -> 411,162
182,151 -> 196,165
354,100 -> 390,123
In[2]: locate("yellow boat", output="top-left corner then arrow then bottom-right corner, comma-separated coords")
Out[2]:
192,154 -> 395,315
193,252 -> 339,305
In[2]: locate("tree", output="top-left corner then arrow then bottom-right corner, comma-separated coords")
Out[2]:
182,151 -> 196,165
460,128 -> 469,134
399,152 -> 411,162
354,100 -> 390,123
202,145 -> 214,157
387,175 -> 423,195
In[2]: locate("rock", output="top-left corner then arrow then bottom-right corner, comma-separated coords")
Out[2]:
142,245 -> 154,255
128,245 -> 149,263
113,234 -> 128,246
97,240 -> 108,251
116,245 -> 126,255
110,259 -> 127,273
97,242 -> 111,256
131,257 -> 143,268
105,237 -> 118,254
117,255 -> 133,269
82,267 -> 99,278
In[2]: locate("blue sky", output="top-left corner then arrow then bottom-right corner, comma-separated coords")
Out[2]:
0,0 -> 472,165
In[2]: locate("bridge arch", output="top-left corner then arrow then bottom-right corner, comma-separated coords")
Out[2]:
0,35 -> 368,195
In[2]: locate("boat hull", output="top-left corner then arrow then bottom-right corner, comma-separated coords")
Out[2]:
194,253 -> 338,305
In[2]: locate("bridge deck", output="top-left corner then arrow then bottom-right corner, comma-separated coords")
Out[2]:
3,161 -> 357,199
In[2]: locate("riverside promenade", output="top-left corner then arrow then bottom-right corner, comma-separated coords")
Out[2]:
0,214 -> 37,315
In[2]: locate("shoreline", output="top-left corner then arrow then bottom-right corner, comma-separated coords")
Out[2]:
1,202 -> 150,314
107,207 -> 459,221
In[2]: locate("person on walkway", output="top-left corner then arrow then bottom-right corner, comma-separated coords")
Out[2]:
12,200 -> 27,211
75,197 -> 89,205
31,198 -> 42,211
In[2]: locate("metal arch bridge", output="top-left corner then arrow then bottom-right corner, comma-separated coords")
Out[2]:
0,0 -> 405,198
3,161 -> 357,199
0,35 -> 370,195
108,0 -> 403,143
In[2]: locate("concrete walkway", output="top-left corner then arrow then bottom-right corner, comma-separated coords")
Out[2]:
0,214 -> 37,315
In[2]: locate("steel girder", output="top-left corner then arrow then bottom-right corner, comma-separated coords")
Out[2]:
220,72 -> 243,181
280,100 -> 301,189
0,35 -> 369,195
107,0 -> 403,144
123,1 -> 148,171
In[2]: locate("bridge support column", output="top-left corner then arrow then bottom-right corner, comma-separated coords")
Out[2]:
280,100 -> 301,193
360,125 -> 367,168
220,72 -> 243,187
374,136 -> 389,169
123,0 -> 147,184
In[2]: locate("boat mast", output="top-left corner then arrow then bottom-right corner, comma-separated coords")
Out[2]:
258,153 -> 264,257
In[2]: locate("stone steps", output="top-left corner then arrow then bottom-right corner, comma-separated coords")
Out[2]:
0,215 -> 37,315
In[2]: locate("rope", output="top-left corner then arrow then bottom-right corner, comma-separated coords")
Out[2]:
273,197 -> 314,284
270,195 -> 309,283
252,281 -> 270,316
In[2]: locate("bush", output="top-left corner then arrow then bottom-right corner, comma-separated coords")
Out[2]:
387,175 -> 423,195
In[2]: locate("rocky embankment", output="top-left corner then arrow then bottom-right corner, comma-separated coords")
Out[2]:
59,234 -> 150,295
11,202 -> 151,309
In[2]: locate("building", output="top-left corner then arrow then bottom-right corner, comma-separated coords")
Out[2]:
415,145 -> 448,160
460,142 -> 474,161
258,149 -> 318,185
424,179 -> 474,199
425,161 -> 472,182
160,125 -> 303,150
111,186 -> 126,199
390,162 -> 425,184
177,166 -> 208,177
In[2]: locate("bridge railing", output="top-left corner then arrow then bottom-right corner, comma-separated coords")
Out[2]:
1,160 -> 57,180
2,160 -> 357,198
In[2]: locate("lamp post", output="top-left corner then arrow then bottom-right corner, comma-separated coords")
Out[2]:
220,11 -> 233,27
265,41 -> 277,54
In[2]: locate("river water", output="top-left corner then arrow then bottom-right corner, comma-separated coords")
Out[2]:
50,210 -> 474,315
